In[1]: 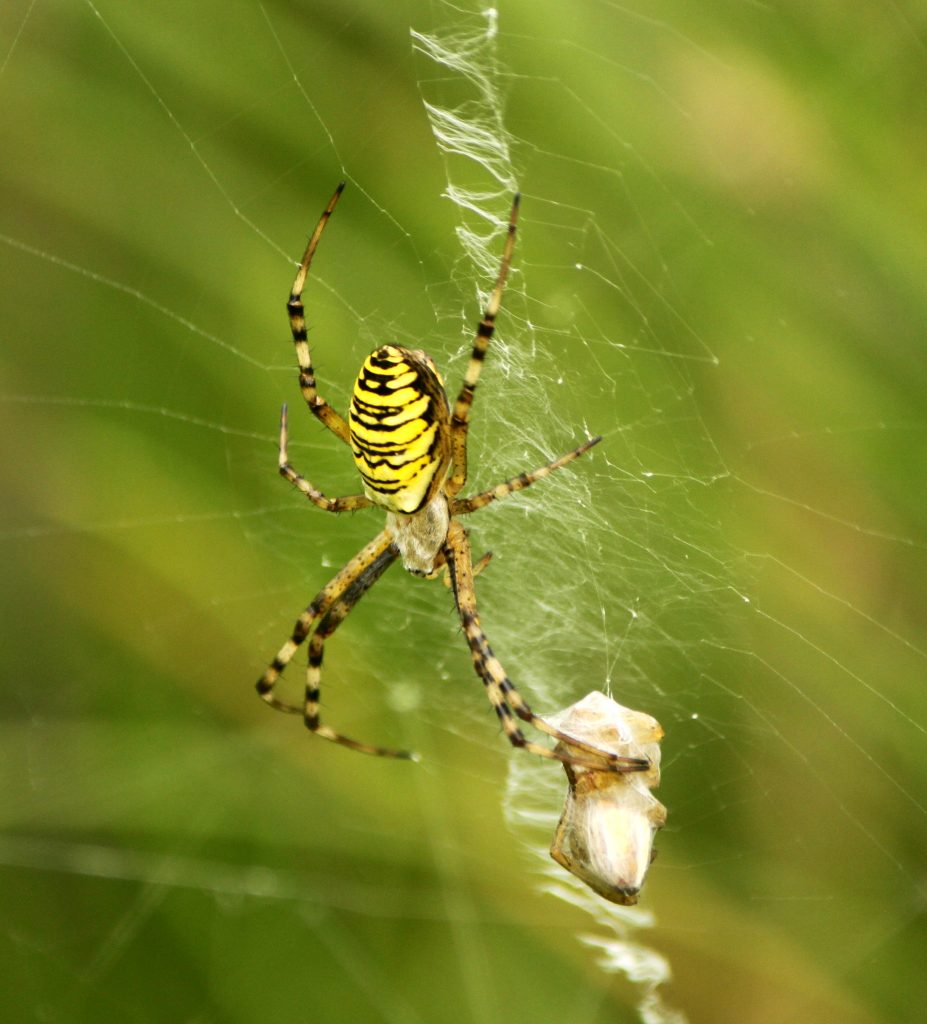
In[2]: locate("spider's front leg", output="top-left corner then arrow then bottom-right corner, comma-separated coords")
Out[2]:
303,547 -> 416,759
443,519 -> 649,774
256,528 -> 413,759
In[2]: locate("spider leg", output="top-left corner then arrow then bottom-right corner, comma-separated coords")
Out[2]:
420,549 -> 448,581
446,195 -> 520,498
443,519 -> 649,773
256,528 -> 394,712
305,545 -> 414,759
422,548 -> 492,586
278,404 -> 372,512
288,182 -> 352,445
451,436 -> 602,515
472,550 -> 493,576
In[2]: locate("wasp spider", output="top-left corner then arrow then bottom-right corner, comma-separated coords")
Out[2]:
256,184 -> 648,774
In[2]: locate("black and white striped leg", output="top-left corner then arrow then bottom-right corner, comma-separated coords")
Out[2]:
287,182 -> 352,445
444,520 -> 649,773
277,404 -> 372,513
256,529 -> 394,714
451,436 -> 601,516
446,194 -> 520,498
303,544 -> 414,759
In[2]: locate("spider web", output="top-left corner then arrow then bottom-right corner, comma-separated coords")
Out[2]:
1,2 -> 926,1024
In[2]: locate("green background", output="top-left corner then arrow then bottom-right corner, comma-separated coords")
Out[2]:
2,2 -> 926,1022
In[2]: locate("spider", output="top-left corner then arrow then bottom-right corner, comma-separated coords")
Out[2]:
256,183 -> 648,775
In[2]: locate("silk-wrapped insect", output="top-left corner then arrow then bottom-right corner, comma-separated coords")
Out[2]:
544,692 -> 666,905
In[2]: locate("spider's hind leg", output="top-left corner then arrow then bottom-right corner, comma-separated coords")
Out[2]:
446,194 -> 520,498
287,182 -> 352,444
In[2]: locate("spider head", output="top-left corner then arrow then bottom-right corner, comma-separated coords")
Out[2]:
348,345 -> 451,515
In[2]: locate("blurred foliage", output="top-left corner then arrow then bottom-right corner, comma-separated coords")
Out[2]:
2,2 -> 926,1023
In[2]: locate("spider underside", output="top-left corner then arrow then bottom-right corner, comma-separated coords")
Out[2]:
256,183 -> 648,775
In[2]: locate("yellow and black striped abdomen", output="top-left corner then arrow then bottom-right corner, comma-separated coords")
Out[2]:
349,345 -> 451,514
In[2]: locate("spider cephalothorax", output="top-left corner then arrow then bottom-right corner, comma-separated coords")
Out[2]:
256,183 -> 649,776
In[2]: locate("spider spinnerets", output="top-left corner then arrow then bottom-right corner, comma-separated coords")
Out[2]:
256,182 -> 650,776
